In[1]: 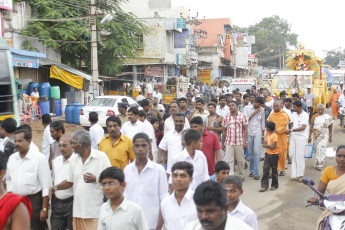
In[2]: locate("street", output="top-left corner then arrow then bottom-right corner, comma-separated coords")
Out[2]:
28,108 -> 341,230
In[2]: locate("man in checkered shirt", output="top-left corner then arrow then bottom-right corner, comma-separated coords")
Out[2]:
221,101 -> 248,181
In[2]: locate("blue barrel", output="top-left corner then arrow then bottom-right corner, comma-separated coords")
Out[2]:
39,82 -> 51,99
28,82 -> 39,95
72,105 -> 84,125
55,100 -> 62,116
38,101 -> 50,115
71,102 -> 81,105
23,89 -> 28,95
65,105 -> 74,124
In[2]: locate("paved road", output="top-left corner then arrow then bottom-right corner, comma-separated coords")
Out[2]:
242,108 -> 342,230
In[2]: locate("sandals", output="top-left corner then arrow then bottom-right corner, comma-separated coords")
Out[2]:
259,188 -> 268,192
270,187 -> 277,191
254,176 -> 260,180
279,171 -> 286,176
249,173 -> 254,177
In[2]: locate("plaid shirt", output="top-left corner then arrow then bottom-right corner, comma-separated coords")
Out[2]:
222,111 -> 248,146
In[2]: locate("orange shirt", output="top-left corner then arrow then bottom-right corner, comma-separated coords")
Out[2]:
330,93 -> 340,107
320,166 -> 339,184
265,132 -> 280,154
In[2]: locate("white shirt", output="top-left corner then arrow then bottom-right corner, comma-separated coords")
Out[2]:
216,105 -> 230,118
143,119 -> 157,155
98,198 -> 149,230
184,214 -> 252,230
30,91 -> 39,97
121,120 -> 147,140
136,95 -> 146,102
124,159 -> 169,229
52,153 -> 76,200
161,188 -> 198,230
90,123 -> 105,149
147,83 -> 153,94
291,111 -> 309,139
164,116 -> 190,134
6,146 -> 52,197
153,91 -> 162,102
159,128 -> 185,170
229,200 -> 258,230
42,125 -> 54,159
216,88 -> 222,96
67,149 -> 111,218
339,94 -> 345,107
0,137 -> 8,152
177,91 -> 186,99
222,86 -> 229,94
283,107 -> 292,122
265,98 -> 274,110
304,92 -> 315,107
167,149 -> 209,191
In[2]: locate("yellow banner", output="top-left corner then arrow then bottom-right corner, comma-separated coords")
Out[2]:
50,65 -> 83,89
198,70 -> 211,85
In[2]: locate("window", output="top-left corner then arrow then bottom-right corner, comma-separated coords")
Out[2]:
88,98 -> 116,107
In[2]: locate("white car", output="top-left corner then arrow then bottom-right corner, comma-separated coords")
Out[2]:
79,96 -> 140,128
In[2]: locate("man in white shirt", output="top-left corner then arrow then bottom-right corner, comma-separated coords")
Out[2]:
263,88 -> 274,110
138,110 -> 157,160
89,112 -> 104,149
158,113 -> 185,170
338,89 -> 345,108
158,161 -> 198,230
51,135 -> 75,230
164,101 -> 190,134
6,128 -> 52,229
146,80 -> 153,98
52,130 -> 111,230
124,133 -> 168,230
167,129 -> 209,191
304,86 -> 315,120
49,121 -> 64,169
41,114 -> 54,159
224,176 -> 258,230
153,88 -> 162,102
188,98 -> 210,123
284,100 -> 309,181
30,87 -> 39,98
184,181 -> 252,230
98,166 -> 149,230
216,95 -> 230,118
136,92 -> 146,103
121,107 -> 147,139
177,87 -> 186,99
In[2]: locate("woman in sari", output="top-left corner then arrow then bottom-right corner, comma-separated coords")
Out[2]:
308,104 -> 333,170
309,145 -> 345,229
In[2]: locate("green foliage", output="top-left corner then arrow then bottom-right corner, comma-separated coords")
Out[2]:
22,0 -> 147,75
324,48 -> 343,68
235,15 -> 298,67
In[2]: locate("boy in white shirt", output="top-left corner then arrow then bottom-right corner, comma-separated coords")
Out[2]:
224,175 -> 258,230
89,112 -> 104,149
98,166 -> 149,230
158,161 -> 198,230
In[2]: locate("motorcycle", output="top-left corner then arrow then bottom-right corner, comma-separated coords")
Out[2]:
302,177 -> 345,230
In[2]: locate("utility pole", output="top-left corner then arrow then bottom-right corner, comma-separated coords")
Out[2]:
91,0 -> 99,97
232,33 -> 237,78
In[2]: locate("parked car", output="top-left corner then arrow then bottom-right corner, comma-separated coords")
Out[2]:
79,96 -> 140,128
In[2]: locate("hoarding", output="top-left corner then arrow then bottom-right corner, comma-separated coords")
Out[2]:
198,70 -> 211,85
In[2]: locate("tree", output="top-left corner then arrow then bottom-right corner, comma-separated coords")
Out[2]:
324,48 -> 343,68
22,0 -> 147,75
235,15 -> 298,68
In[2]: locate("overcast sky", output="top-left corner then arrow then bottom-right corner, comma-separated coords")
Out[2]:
172,0 -> 344,58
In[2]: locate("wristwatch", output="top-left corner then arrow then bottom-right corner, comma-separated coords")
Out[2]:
244,141 -> 248,144
42,208 -> 47,212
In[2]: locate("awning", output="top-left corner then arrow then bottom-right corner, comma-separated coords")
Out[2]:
10,48 -> 46,58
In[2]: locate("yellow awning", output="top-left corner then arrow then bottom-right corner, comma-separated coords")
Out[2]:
50,65 -> 83,89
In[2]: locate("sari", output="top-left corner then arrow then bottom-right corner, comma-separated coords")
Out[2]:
312,114 -> 333,168
317,173 -> 345,229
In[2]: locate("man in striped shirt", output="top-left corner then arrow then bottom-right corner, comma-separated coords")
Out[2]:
221,101 -> 248,181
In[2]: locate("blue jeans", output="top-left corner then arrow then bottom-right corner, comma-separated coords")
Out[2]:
244,149 -> 249,159
248,134 -> 262,177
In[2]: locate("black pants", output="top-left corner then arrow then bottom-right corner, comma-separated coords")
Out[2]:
308,107 -> 314,122
27,192 -> 48,230
51,196 -> 73,230
261,153 -> 279,189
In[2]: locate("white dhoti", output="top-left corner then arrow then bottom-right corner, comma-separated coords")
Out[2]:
289,138 -> 307,178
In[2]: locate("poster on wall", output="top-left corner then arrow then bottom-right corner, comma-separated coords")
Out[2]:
145,66 -> 164,77
0,0 -> 13,11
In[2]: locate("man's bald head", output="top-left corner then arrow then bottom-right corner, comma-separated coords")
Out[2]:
273,100 -> 283,113
59,135 -> 74,159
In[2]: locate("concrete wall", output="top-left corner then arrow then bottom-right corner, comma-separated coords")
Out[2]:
3,2 -> 61,61
149,0 -> 171,9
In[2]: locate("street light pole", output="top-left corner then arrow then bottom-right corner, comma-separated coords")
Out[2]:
91,0 -> 99,97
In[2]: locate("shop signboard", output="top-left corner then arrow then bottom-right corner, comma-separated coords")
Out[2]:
145,66 -> 164,77
198,70 -> 212,85
12,55 -> 39,68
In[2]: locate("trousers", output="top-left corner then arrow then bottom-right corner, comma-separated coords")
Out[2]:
51,196 -> 73,230
248,134 -> 262,177
261,153 -> 279,189
226,145 -> 245,178
27,192 -> 48,230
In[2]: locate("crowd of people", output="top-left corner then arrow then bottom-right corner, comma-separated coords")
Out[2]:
0,82 -> 340,230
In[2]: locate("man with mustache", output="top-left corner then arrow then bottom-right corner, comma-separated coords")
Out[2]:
184,181 -> 251,230
99,116 -> 135,170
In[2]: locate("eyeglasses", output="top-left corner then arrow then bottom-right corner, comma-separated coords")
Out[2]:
101,182 -> 120,188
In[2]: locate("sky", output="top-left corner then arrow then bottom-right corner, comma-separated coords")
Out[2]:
172,0 -> 345,58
